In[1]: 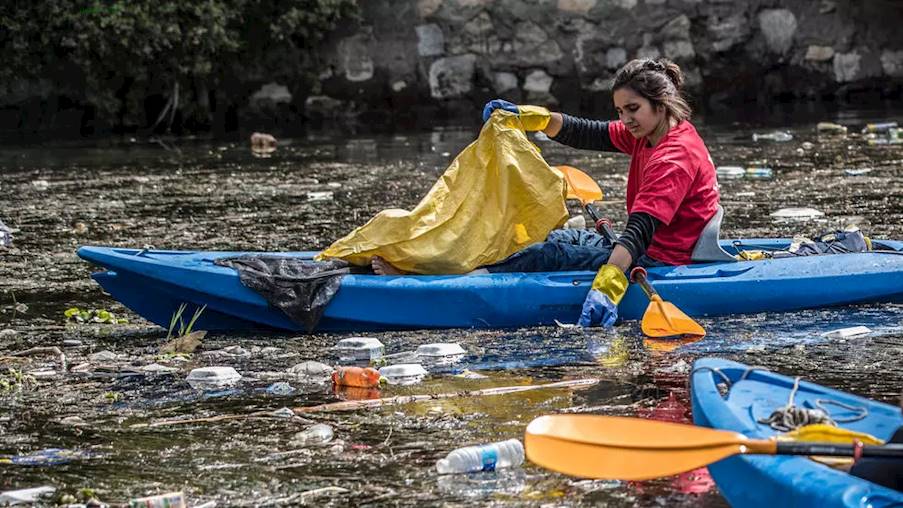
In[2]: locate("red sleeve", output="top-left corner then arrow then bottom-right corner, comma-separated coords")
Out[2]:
607,121 -> 637,154
630,148 -> 697,226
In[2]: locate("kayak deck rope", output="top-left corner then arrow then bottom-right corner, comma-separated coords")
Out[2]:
694,366 -> 869,432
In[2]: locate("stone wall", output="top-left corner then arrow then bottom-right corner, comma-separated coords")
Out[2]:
294,0 -> 903,127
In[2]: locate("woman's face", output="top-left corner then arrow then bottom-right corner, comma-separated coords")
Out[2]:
613,87 -> 666,140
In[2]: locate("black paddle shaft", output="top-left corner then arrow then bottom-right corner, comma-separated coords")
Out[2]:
629,267 -> 658,300
776,441 -> 903,458
584,204 -> 619,243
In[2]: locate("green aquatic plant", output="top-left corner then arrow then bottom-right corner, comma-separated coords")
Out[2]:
0,367 -> 37,393
166,303 -> 207,340
64,307 -> 128,324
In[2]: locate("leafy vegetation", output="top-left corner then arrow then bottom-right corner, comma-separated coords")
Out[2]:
64,307 -> 128,324
0,0 -> 358,132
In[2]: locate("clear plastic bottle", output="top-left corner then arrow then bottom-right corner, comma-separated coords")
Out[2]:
435,439 -> 524,474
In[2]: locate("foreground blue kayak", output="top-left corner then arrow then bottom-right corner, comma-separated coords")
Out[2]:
691,358 -> 903,508
77,238 -> 903,332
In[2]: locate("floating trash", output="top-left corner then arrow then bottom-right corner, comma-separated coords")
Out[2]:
332,366 -> 382,388
716,166 -> 745,179
816,122 -> 848,135
129,491 -> 186,508
861,121 -> 897,134
288,360 -> 333,382
379,363 -> 428,385
770,207 -> 824,219
752,131 -> 793,142
745,166 -> 773,179
306,190 -> 334,202
334,337 -> 384,361
293,423 -> 334,446
266,382 -> 295,395
822,325 -> 871,339
0,486 -> 56,505
3,448 -> 95,466
186,366 -> 242,390
844,168 -> 873,176
416,343 -> 466,357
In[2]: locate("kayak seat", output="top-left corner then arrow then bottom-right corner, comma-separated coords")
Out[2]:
690,205 -> 737,263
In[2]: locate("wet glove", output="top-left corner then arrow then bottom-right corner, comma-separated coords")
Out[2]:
578,264 -> 628,328
481,99 -> 551,131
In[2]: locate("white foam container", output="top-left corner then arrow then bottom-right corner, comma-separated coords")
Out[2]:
334,337 -> 385,361
415,343 -> 466,357
186,366 -> 242,390
822,326 -> 872,339
379,363 -> 428,385
770,207 -> 824,219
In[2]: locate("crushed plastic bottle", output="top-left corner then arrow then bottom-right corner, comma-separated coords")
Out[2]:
0,218 -> 12,247
333,337 -> 385,362
332,366 -> 382,388
379,363 -> 428,385
752,131 -> 793,142
0,486 -> 56,505
716,166 -> 745,179
861,121 -> 898,134
266,382 -> 295,395
288,360 -> 333,383
816,122 -> 848,135
744,166 -> 773,179
306,190 -> 334,202
435,439 -> 525,474
186,366 -> 242,390
293,423 -> 334,446
129,491 -> 186,508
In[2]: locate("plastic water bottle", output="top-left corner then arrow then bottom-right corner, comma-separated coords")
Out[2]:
435,439 -> 524,474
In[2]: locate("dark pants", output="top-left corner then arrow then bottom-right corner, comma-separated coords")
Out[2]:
484,229 -> 666,273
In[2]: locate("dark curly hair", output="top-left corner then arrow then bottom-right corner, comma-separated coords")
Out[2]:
612,58 -> 691,122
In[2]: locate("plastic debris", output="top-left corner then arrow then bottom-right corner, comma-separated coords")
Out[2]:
0,486 -> 56,505
250,132 -> 277,155
816,122 -> 848,135
822,326 -> 871,339
861,122 -> 898,134
0,218 -> 12,247
379,363 -> 428,385
744,166 -> 773,179
271,407 -> 296,418
292,423 -> 334,446
453,369 -> 489,379
415,343 -> 466,358
141,363 -> 178,374
266,382 -> 295,395
716,166 -> 745,179
288,360 -> 333,382
332,366 -> 382,388
563,215 -> 586,230
844,168 -> 873,176
129,491 -> 186,508
333,337 -> 385,361
436,439 -> 525,474
3,448 -> 94,466
186,366 -> 242,390
770,207 -> 824,219
752,131 -> 793,142
89,350 -> 119,362
306,191 -> 334,202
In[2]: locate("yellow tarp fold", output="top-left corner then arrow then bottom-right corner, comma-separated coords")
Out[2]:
316,110 -> 568,274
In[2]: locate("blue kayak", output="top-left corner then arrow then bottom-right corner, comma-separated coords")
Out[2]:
691,358 -> 903,508
76,238 -> 903,332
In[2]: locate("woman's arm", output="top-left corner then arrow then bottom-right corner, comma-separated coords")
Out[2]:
543,113 -> 619,152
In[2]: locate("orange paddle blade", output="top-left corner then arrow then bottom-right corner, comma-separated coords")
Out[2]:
524,415 -> 772,480
555,165 -> 603,204
641,295 -> 706,338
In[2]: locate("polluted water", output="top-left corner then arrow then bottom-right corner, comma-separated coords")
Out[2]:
2,117 -> 903,506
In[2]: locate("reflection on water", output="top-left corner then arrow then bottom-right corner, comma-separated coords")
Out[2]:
0,109 -> 901,506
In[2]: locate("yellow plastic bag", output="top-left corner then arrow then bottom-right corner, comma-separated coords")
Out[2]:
316,109 -> 568,274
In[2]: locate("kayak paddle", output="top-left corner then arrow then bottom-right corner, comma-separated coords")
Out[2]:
524,414 -> 903,480
554,166 -> 618,238
630,266 -> 705,338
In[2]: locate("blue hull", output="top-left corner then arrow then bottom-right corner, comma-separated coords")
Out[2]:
77,239 -> 903,332
691,358 -> 903,508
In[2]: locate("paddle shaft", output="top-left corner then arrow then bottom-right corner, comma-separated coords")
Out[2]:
630,267 -> 660,301
583,204 -> 619,243
776,441 -> 903,458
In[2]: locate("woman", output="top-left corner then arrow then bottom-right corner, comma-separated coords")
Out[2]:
481,58 -> 720,327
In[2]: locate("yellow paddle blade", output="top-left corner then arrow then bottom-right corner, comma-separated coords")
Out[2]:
641,295 -> 706,338
524,415 -> 767,480
555,165 -> 603,204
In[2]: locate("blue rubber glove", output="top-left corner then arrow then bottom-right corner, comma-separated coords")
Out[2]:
482,99 -> 519,122
578,264 -> 629,328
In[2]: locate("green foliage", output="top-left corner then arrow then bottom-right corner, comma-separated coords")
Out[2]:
166,303 -> 206,340
0,0 -> 358,129
64,307 -> 128,324
0,368 -> 37,393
